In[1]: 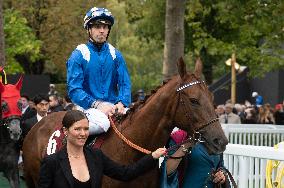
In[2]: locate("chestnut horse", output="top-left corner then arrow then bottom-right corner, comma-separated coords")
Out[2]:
22,58 -> 228,188
0,75 -> 23,188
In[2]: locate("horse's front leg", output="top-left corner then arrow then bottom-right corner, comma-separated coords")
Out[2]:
5,167 -> 20,188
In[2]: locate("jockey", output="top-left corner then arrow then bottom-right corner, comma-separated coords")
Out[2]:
66,7 -> 131,135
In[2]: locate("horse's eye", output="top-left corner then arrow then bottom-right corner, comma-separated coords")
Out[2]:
189,98 -> 199,105
17,99 -> 22,110
2,100 -> 9,113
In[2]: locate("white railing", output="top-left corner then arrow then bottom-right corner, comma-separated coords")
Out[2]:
222,124 -> 284,147
224,144 -> 284,188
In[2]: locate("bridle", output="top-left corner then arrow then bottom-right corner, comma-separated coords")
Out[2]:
162,80 -> 219,158
0,115 -> 22,143
175,80 -> 219,141
2,115 -> 21,127
109,79 -> 219,156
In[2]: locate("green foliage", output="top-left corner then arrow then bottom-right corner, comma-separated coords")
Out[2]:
107,0 -> 163,92
4,0 -> 283,90
185,0 -> 284,79
121,0 -> 166,43
4,9 -> 42,73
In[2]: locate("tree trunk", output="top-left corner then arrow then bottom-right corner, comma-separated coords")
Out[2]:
0,0 -> 5,67
201,48 -> 213,84
163,0 -> 185,81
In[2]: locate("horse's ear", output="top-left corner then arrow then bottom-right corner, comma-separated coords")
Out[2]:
177,57 -> 187,80
194,57 -> 203,78
15,75 -> 23,90
0,81 -> 4,93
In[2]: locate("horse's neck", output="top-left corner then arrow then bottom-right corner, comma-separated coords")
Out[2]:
122,80 -> 178,150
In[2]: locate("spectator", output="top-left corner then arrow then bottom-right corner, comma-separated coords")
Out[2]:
63,94 -> 75,111
20,94 -> 36,122
243,107 -> 257,124
257,104 -> 275,124
21,94 -> 50,139
252,92 -> 263,107
48,84 -> 58,96
48,94 -> 64,113
219,103 -> 241,124
274,103 -> 284,125
234,103 -> 246,123
215,105 -> 225,117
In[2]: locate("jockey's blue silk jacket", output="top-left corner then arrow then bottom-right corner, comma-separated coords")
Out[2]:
66,41 -> 131,109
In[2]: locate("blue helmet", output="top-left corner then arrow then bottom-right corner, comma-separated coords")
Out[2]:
84,7 -> 114,29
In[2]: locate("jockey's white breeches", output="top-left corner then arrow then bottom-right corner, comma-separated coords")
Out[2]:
76,102 -> 127,135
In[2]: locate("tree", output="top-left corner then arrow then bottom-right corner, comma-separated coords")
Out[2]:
124,1 -> 284,84
4,9 -> 42,73
185,0 -> 284,83
0,0 -> 5,67
107,0 -> 164,92
5,0 -> 105,77
163,0 -> 185,80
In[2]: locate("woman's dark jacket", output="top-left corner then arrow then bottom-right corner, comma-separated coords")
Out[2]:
38,146 -> 157,188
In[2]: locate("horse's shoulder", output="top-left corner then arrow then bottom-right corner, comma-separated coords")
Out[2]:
37,111 -> 67,129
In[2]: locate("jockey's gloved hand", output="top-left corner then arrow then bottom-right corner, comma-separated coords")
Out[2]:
112,102 -> 125,115
96,102 -> 113,115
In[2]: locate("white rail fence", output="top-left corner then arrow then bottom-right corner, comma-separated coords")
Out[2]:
222,124 -> 284,146
222,124 -> 284,188
224,144 -> 284,188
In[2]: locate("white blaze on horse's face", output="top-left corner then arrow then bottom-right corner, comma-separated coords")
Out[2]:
8,119 -> 22,141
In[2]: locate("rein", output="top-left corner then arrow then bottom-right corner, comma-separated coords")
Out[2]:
109,116 -> 152,154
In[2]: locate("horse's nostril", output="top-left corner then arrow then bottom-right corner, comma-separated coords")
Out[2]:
213,138 -> 221,146
213,138 -> 228,147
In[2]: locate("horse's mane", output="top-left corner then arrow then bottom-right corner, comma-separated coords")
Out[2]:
116,79 -> 173,122
114,72 -> 201,124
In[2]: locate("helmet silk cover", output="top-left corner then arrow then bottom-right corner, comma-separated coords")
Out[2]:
84,7 -> 114,29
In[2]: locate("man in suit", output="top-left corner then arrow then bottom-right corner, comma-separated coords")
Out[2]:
219,103 -> 241,124
63,94 -> 75,111
48,94 -> 64,113
20,94 -> 36,122
21,94 -> 50,138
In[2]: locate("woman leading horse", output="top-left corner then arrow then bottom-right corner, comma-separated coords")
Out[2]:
23,57 -> 228,188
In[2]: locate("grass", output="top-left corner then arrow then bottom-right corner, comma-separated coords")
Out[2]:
0,173 -> 27,188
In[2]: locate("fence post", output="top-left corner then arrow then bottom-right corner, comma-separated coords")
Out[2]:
238,156 -> 248,188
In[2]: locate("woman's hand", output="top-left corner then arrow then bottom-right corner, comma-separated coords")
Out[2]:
151,148 -> 167,159
212,170 -> 226,184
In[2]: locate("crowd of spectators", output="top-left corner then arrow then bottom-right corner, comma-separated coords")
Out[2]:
20,84 -> 76,140
215,96 -> 284,125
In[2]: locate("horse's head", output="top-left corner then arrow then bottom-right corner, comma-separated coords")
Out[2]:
0,76 -> 23,141
173,57 -> 228,154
